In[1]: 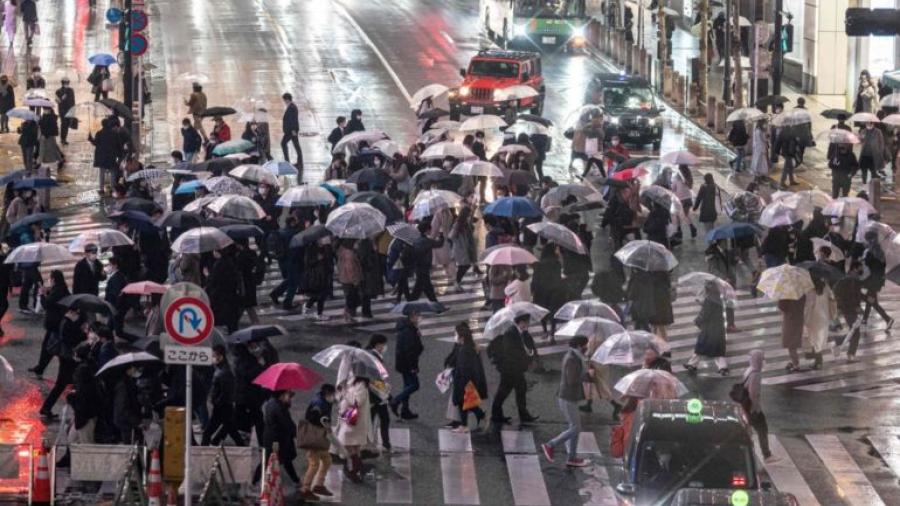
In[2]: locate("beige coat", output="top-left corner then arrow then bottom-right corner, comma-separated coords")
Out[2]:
335,380 -> 372,447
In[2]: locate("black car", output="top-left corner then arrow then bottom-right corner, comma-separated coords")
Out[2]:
671,488 -> 800,506
615,399 -> 760,506
585,73 -> 663,150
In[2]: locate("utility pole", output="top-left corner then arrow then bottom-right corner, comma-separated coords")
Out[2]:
731,0 -> 744,107
772,0 -> 784,95
123,0 -> 134,108
722,0 -> 732,104
698,0 -> 709,107
658,0 -> 667,69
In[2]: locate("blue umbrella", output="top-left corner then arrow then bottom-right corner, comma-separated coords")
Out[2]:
175,180 -> 204,195
88,53 -> 117,66
263,160 -> 298,176
319,183 -> 346,205
14,178 -> 58,190
9,213 -> 59,236
0,169 -> 26,186
484,196 -> 542,218
705,222 -> 763,242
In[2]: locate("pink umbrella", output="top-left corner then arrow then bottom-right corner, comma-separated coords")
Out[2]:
253,363 -> 322,391
122,281 -> 170,295
480,245 -> 538,266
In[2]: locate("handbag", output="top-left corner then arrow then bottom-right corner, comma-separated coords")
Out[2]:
435,368 -> 453,394
729,378 -> 751,411
297,421 -> 329,451
69,117 -> 79,131
340,402 -> 359,426
462,381 -> 481,411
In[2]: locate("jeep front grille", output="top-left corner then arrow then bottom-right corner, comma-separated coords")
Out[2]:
471,88 -> 493,102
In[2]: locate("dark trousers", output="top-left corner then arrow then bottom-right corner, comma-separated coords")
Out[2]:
748,410 -> 771,458
33,329 -> 56,374
371,403 -> 391,448
234,402 -> 265,445
19,267 -> 40,310
395,274 -> 411,303
779,156 -> 796,185
459,406 -> 485,426
832,172 -> 852,198
304,293 -> 326,315
491,371 -> 528,421
859,155 -> 875,183
202,404 -> 245,446
40,358 -> 76,414
60,118 -> 71,143
271,259 -> 298,305
410,271 -> 437,302
343,283 -> 369,316
281,134 -> 303,168
456,264 -> 471,284
392,371 -> 419,412
834,309 -> 861,356
863,293 -> 891,323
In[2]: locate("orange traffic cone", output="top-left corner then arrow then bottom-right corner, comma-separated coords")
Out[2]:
31,446 -> 51,505
259,487 -> 270,506
146,449 -> 162,506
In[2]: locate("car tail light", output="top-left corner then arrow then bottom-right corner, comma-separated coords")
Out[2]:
731,472 -> 748,487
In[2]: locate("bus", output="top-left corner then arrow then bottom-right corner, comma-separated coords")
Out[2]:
480,0 -> 589,51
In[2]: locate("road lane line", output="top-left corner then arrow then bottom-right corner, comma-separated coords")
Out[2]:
502,430 -> 551,506
439,428 -> 479,505
806,434 -> 886,506
440,30 -> 456,45
866,436 -> 900,480
377,428 -> 412,503
756,436 -> 820,506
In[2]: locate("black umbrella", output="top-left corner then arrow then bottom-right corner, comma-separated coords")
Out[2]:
205,216 -> 248,227
414,169 -> 454,188
155,210 -> 204,229
99,98 -> 133,120
346,167 -> 391,188
418,108 -> 449,120
190,158 -> 240,175
617,157 -> 654,171
229,325 -> 287,344
821,108 -> 852,120
797,261 -> 845,285
588,176 -> 629,189
562,200 -> 605,213
391,301 -> 447,315
347,191 -> 404,223
755,95 -> 790,108
199,106 -> 238,117
290,224 -> 331,249
9,212 -> 59,236
221,224 -> 265,240
108,210 -> 157,231
119,197 -> 161,214
59,294 -> 116,315
516,114 -> 553,127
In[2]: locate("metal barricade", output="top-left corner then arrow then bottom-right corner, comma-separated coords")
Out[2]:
53,444 -> 146,505
0,418 -> 37,505
190,446 -> 262,501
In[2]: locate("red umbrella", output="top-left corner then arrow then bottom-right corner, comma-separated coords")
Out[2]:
611,167 -> 647,181
122,281 -> 170,295
253,363 -> 322,391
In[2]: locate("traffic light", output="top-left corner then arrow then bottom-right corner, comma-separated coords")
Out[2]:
781,24 -> 793,54
845,8 -> 900,36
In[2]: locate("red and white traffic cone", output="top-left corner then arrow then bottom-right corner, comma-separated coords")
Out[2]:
31,445 -> 51,505
166,483 -> 177,506
146,449 -> 162,506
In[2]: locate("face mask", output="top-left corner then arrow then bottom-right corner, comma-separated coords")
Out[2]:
611,140 -> 620,146
87,253 -> 97,260
381,345 -> 388,354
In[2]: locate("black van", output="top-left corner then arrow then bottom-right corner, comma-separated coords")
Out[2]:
584,73 -> 664,150
671,488 -> 799,506
615,399 -> 759,506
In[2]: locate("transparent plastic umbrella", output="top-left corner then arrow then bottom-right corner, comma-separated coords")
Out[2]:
325,202 -> 387,239
312,345 -> 390,383
451,160 -> 504,178
372,140 -> 404,157
555,300 -> 620,322
411,190 -> 462,220
229,164 -> 279,186
810,238 -> 846,262
613,369 -> 688,399
494,85 -> 539,101
640,185 -> 686,219
96,352 -> 160,376
822,197 -> 876,218
276,185 -> 336,207
614,240 -> 678,271
592,330 -> 670,366
725,191 -> 766,222
483,302 -> 549,340
263,160 -> 298,176
409,83 -> 449,108
126,168 -> 171,183
526,221 -> 586,254
775,189 -> 833,214
848,112 -> 880,124
554,317 -> 624,341
386,223 -> 421,246
726,107 -> 766,123
5,243 -> 75,264
170,227 -> 234,253
202,176 -> 252,196
480,245 -> 538,266
771,109 -> 812,127
460,114 -> 507,131
540,184 -> 599,208
420,141 -> 475,160
759,201 -> 804,228
206,195 -> 266,220
660,150 -> 700,166
757,264 -> 814,300
69,229 -> 134,252
563,104 -> 603,129
333,130 -> 389,154
677,272 -> 737,306
816,129 -> 860,144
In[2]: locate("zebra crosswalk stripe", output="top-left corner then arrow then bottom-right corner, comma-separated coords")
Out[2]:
806,434 -> 887,506
502,430 -> 551,506
438,429 -> 480,505
757,436 -> 821,506
377,428 -> 412,504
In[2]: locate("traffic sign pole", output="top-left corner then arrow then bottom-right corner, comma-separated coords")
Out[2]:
184,364 -> 192,506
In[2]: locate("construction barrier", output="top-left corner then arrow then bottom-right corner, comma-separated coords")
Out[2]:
0,443 -> 32,504
189,446 -> 261,499
52,444 -> 146,504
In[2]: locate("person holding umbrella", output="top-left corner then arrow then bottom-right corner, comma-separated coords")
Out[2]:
206,245 -> 242,333
533,245 -> 566,340
365,334 -> 392,451
684,281 -> 729,376
410,221 -> 443,302
29,269 -> 69,378
0,75 -> 14,134
390,307 -> 424,420
488,313 -> 539,425
18,117 -> 39,172
300,383 -> 336,500
861,229 -> 894,329
55,78 -> 75,146
201,346 -> 245,446
692,173 -> 721,233
803,276 -> 835,369
38,307 -> 86,419
262,390 -> 300,485
86,65 -> 111,102
541,336 -> 591,468
205,116 -> 231,160
335,372 -> 372,483
89,117 -> 124,193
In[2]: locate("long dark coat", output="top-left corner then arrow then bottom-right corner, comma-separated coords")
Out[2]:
445,344 -> 488,407
206,254 -> 241,327
235,247 -> 259,308
627,270 -> 674,325
262,397 -> 297,463
693,298 -> 726,357
531,255 -> 566,313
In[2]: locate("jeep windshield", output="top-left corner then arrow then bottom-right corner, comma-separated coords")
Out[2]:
602,83 -> 656,111
516,0 -> 585,17
468,60 -> 520,78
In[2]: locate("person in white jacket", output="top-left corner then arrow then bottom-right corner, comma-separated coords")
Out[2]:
671,164 -> 697,239
504,266 -> 532,303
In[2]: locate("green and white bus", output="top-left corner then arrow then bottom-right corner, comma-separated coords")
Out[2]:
480,0 -> 589,51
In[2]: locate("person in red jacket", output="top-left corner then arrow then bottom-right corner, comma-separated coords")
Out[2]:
606,135 -> 630,172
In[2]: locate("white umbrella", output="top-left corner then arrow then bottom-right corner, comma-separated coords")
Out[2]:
23,88 -> 51,100
771,109 -> 812,127
6,242 -> 74,264
411,190 -> 462,220
506,119 -> 550,136
483,302 -> 549,340
325,202 -> 387,239
495,143 -> 533,155
183,195 -> 218,212
69,229 -> 134,252
386,222 -> 420,246
614,240 -> 678,271
480,245 -> 538,266
614,369 -> 688,399
178,72 -> 210,84
410,84 -> 449,108
810,237 -> 845,261
592,330 -> 670,366
206,195 -> 266,220
170,227 -> 234,253
816,129 -> 860,144
883,114 -> 900,126
554,317 -> 625,340
202,176 -> 252,196
24,98 -> 54,108
229,164 -> 279,186
96,352 -> 160,376
420,141 -> 475,160
7,108 -> 39,121
677,272 -> 737,305
460,114 -> 507,131
494,85 -> 539,101
430,120 -> 461,131
277,185 -> 336,207
555,300 -> 620,322
726,107 -> 766,123
126,168 -> 171,183
526,221 -> 586,254
312,344 -> 390,383
822,197 -> 876,218
848,112 -> 880,124
660,150 -> 700,166
332,130 -> 389,154
451,160 -> 504,178
759,201 -> 803,228
372,140 -> 404,157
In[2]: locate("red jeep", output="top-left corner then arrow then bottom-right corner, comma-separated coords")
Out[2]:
448,49 -> 545,121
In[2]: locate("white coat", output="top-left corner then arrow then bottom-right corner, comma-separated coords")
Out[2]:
750,126 -> 769,177
335,380 -> 373,447
803,286 -> 835,353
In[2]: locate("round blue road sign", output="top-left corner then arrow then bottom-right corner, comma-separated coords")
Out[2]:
105,7 -> 123,24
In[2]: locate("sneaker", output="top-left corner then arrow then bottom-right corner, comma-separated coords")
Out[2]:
566,458 -> 589,468
541,443 -> 554,462
831,345 -> 841,360
400,411 -> 419,420
300,490 -> 319,500
312,485 -> 333,497
519,413 -> 539,423
316,314 -> 329,321
847,354 -> 858,363
726,325 -> 740,333
683,363 -> 698,375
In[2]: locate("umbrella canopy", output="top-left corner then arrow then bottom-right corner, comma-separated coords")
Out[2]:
192,157 -> 241,174
411,190 -> 462,220
277,185 -> 336,207
614,240 -> 678,271
212,139 -> 254,156
312,345 -> 389,381
797,261 -> 845,284
883,114 -> 900,126
88,53 -> 117,66
263,160 -> 299,176
229,164 -> 279,186
391,301 -> 447,315
483,302 -> 549,340
756,95 -> 790,108
122,281 -> 170,295
346,191 -> 404,223
69,229 -> 134,252
563,104 -> 603,129
96,352 -> 160,377
0,169 -> 26,185
6,108 -> 39,121
526,221 -> 586,254
206,195 -> 266,220
540,184 -> 599,208
480,245 -> 538,266
640,185 -> 685,218
13,177 -> 58,189
451,160 -> 504,178
125,168 -> 171,183
726,107 -> 766,123
725,191 -> 766,222
810,237 -> 845,261
59,293 -> 116,315
816,129 -> 860,144
170,226 -> 234,253
410,83 -> 449,107
333,131 -> 389,154
771,109 -> 812,127
610,167 -> 648,181
555,317 -> 625,340
387,222 -> 421,246
460,114 -> 507,131
99,98 -> 133,120
495,143 -> 533,156
119,197 -> 162,214
346,167 -> 391,188
660,150 -> 700,166
290,224 -> 332,249
614,369 -> 688,399
182,196 -> 218,213
372,140 -> 405,157
325,202 -> 387,239
199,106 -> 238,117
411,167 -> 455,189
848,112 -> 880,124
822,197 -> 876,218
495,85 -> 539,101
821,108 -> 852,120
484,196 -> 542,218
230,325 -> 287,344
757,264 -> 814,300
253,363 -> 322,391
9,212 -> 59,236
704,222 -> 762,242
506,119 -> 550,136
108,210 -> 157,231
420,141 -> 475,160
678,272 -> 737,305
759,201 -> 802,228
591,330 -> 670,366
25,97 -> 54,108
220,224 -> 264,240
555,300 -> 620,322
775,189 -> 833,210
320,180 -> 357,200
154,211 -> 204,229
5,242 -> 74,264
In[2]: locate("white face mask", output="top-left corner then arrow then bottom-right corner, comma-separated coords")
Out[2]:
258,187 -> 267,195
611,140 -> 620,146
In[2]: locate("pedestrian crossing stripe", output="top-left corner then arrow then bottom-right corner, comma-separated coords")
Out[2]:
806,434 -> 887,506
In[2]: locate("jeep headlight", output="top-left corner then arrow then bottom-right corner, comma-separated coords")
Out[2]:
513,24 -> 527,37
648,117 -> 657,125
571,26 -> 585,38
460,86 -> 471,97
493,89 -> 503,102
609,116 -> 620,125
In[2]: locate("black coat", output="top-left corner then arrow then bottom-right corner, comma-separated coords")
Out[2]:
262,397 -> 297,462
67,363 -> 100,429
113,377 -> 142,433
643,205 -> 671,246
181,126 -> 202,154
235,248 -> 259,308
18,120 -> 38,148
0,84 -> 14,114
72,258 -> 105,295
104,270 -> 127,307
693,183 -> 719,224
532,256 -> 565,312
694,298 -> 726,357
20,0 -> 37,23
282,103 -> 300,134
206,255 -> 241,323
345,118 -> 365,134
394,318 -> 424,373
55,87 -> 75,117
39,114 -> 59,137
327,126 -> 344,151
232,348 -> 266,407
488,326 -> 535,375
91,127 -> 122,170
42,284 -> 69,331
412,235 -> 443,274
358,241 -> 384,297
209,362 -> 235,408
445,344 -> 488,407
627,270 -> 674,325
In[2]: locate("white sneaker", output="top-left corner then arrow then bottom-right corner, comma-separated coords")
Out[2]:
764,455 -> 782,464
316,314 -> 329,321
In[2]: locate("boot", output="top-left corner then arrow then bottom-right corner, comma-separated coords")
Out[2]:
351,455 -> 364,483
689,223 -> 697,238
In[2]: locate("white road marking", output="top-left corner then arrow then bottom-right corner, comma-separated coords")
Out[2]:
756,436 -> 821,506
806,434 -> 886,506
